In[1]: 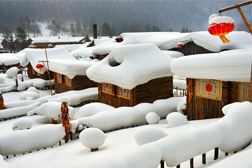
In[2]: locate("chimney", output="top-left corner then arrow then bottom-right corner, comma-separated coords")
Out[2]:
93,24 -> 97,39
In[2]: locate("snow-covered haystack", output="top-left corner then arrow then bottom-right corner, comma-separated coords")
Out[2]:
105,101 -> 252,168
79,128 -> 107,152
19,91 -> 40,100
0,77 -> 5,84
0,124 -> 65,155
78,103 -> 115,117
0,155 -> 18,168
12,118 -> 34,131
145,112 -> 160,124
27,102 -> 75,121
6,67 -> 19,78
135,127 -> 167,146
78,97 -> 185,131
166,112 -> 188,127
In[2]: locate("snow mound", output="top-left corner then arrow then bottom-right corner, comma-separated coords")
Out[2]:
27,102 -> 75,121
26,87 -> 39,94
79,128 -> 107,149
218,101 -> 252,152
61,97 -> 71,104
145,112 -> 160,124
6,67 -> 19,78
0,77 -> 4,84
166,112 -> 188,127
0,155 -> 18,168
0,124 -> 65,155
12,118 -> 34,131
135,127 -> 167,146
222,102 -> 241,115
19,91 -> 40,100
78,102 -> 115,117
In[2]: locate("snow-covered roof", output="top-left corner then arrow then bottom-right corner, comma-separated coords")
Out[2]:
162,50 -> 184,58
87,43 -> 174,89
48,59 -> 97,79
92,31 -> 252,55
0,53 -> 20,65
71,38 -> 114,58
54,44 -> 83,52
170,48 -> 252,82
30,36 -> 85,44
20,48 -> 76,74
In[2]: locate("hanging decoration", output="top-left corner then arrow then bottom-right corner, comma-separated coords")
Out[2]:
115,36 -> 123,42
36,64 -> 44,72
177,42 -> 183,48
208,14 -> 235,44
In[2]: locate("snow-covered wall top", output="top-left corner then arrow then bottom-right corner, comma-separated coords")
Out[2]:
87,43 -> 173,89
48,59 -> 97,79
30,36 -> 84,44
54,44 -> 83,52
20,48 -> 75,74
171,48 -> 252,82
0,54 -> 20,65
92,31 -> 251,55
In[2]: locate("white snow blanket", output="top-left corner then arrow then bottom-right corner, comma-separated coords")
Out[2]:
171,48 -> 252,82
87,43 -> 173,89
48,59 -> 96,79
54,44 -> 83,52
162,50 -> 184,58
0,54 -> 20,65
92,31 -> 251,55
78,97 -> 186,131
0,155 -> 18,168
0,124 -> 65,155
20,48 -> 75,74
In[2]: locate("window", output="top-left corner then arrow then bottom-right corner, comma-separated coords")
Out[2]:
56,73 -> 63,84
195,79 -> 222,100
101,83 -> 114,95
238,82 -> 250,102
117,87 -> 131,99
65,76 -> 72,87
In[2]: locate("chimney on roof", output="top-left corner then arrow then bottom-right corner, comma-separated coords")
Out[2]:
93,24 -> 97,39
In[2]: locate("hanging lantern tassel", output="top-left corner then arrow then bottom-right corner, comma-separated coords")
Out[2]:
208,14 -> 235,44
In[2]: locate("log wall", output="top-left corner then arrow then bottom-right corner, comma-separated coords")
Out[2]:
187,78 -> 240,120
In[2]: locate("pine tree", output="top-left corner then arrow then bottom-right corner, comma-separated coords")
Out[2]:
2,27 -> 15,53
75,21 -> 83,36
88,17 -> 96,36
101,22 -> 111,36
70,23 -> 76,37
15,27 -> 27,49
49,19 -> 60,36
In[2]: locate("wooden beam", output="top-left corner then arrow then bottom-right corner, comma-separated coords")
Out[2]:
236,4 -> 252,34
250,60 -> 252,102
219,0 -> 252,13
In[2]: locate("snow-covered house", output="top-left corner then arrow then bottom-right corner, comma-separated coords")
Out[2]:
87,43 -> 174,108
92,31 -> 252,60
25,36 -> 85,48
0,54 -> 20,73
48,59 -> 98,93
171,48 -> 252,120
20,48 -> 73,80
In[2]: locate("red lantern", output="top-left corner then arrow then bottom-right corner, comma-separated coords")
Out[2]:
36,64 -> 44,72
178,42 -> 183,49
208,14 -> 235,44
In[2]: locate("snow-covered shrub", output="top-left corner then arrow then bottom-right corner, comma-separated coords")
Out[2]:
0,77 -> 5,84
19,91 -> 40,100
166,112 -> 188,127
6,67 -> 19,78
79,128 -> 107,152
218,101 -> 252,152
78,102 -> 115,117
134,127 -> 167,146
145,112 -> 160,124
27,102 -> 75,121
12,118 -> 34,131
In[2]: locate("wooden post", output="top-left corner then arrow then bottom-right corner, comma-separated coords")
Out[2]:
93,24 -> 97,39
190,158 -> 194,168
0,93 -> 6,110
2,63 -> 5,74
235,3 -> 252,34
61,101 -> 70,143
202,153 -> 206,164
160,160 -> 164,168
214,147 -> 219,160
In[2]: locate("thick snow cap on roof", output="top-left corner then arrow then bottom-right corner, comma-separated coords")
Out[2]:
54,44 -> 83,52
92,32 -> 191,55
48,59 -> 97,79
192,31 -> 252,52
20,48 -> 75,74
87,43 -> 174,89
0,54 -> 20,65
171,48 -> 252,82
30,36 -> 84,44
